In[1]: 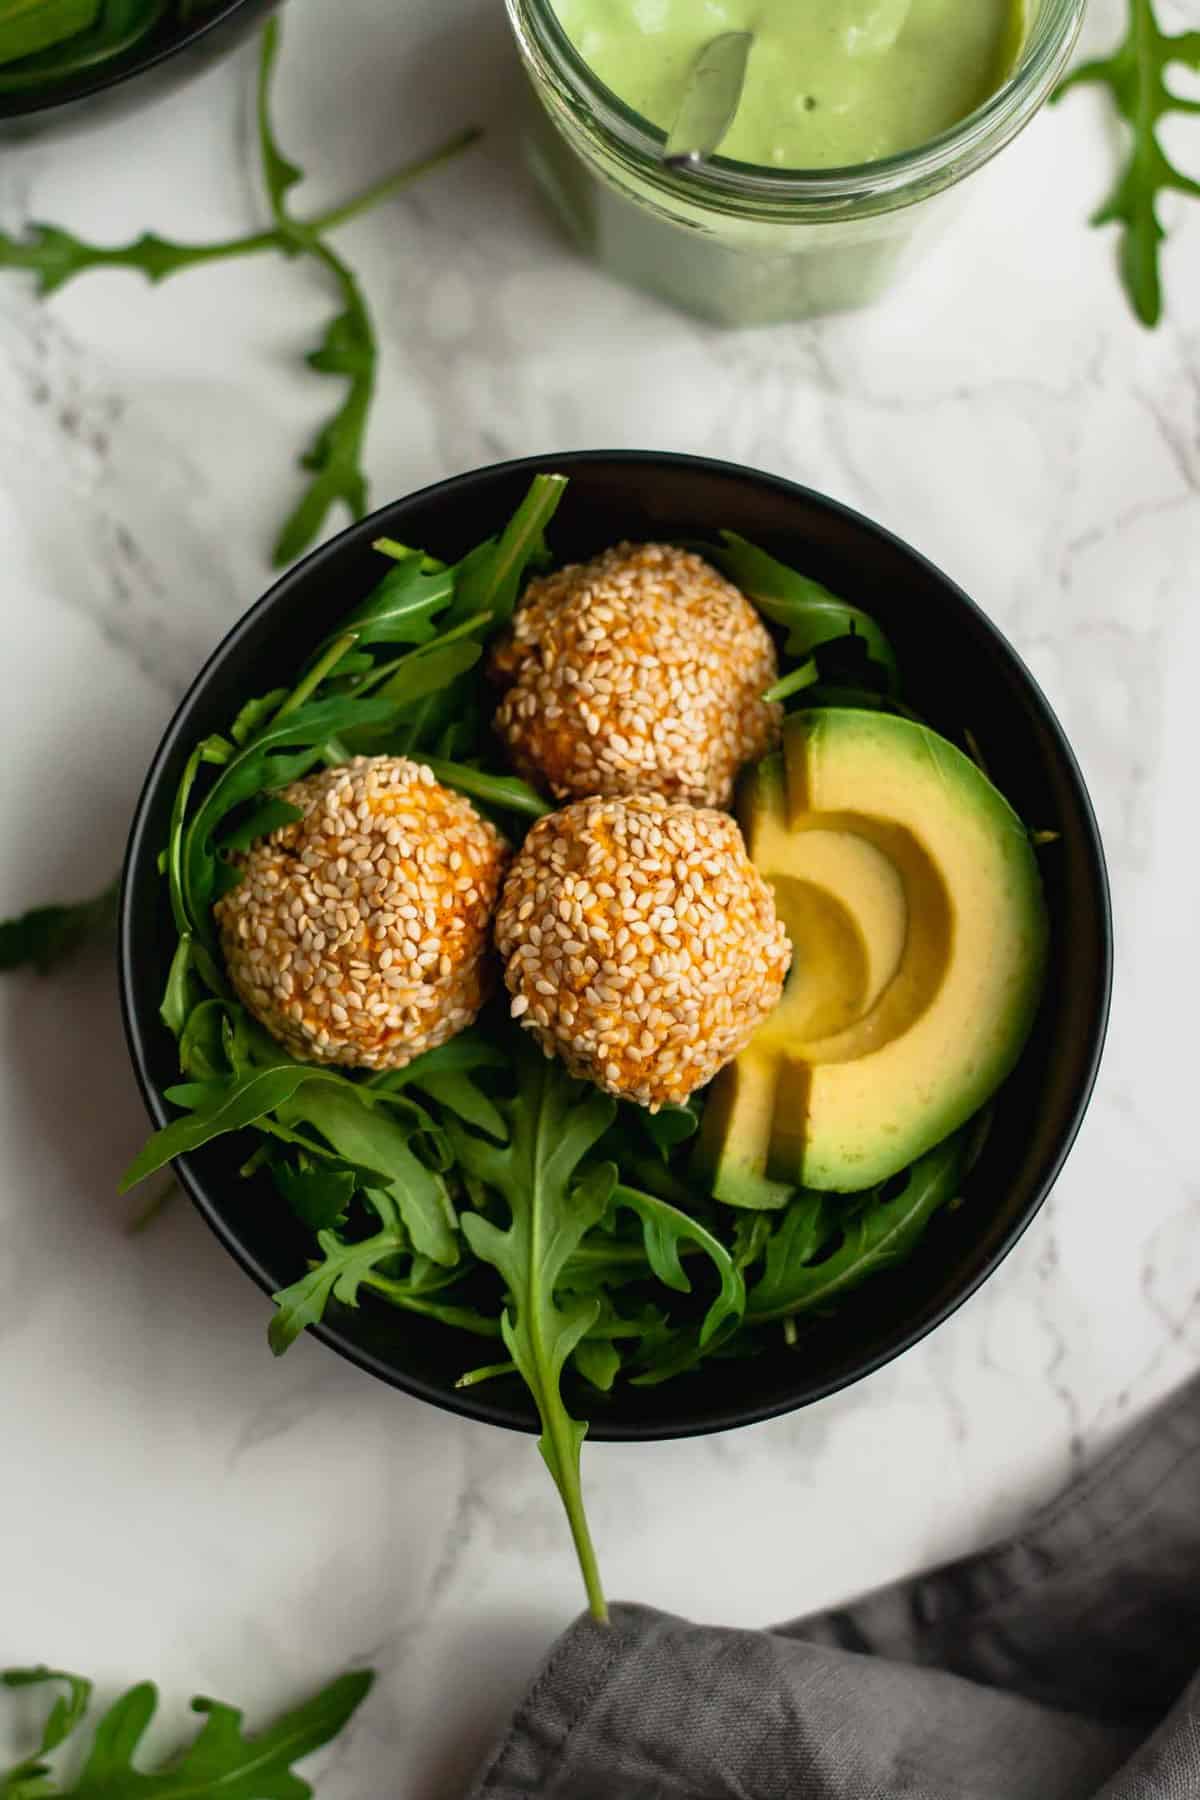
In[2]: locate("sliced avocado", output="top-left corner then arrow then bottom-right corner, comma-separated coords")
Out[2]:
697,708 -> 1048,1195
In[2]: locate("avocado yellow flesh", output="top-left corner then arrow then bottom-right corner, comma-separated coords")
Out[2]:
698,708 -> 1048,1196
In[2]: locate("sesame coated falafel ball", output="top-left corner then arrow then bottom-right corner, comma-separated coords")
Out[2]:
490,542 -> 781,809
495,793 -> 790,1109
215,757 -> 508,1071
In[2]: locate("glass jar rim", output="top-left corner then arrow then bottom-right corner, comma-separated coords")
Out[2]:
509,0 -> 1086,207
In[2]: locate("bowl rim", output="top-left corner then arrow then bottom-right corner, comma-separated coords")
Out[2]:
0,0 -> 267,121
118,448 -> 1114,1441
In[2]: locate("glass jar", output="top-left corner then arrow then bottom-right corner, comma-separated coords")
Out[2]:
504,0 -> 1086,326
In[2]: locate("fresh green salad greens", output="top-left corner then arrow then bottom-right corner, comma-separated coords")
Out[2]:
0,20 -> 480,565
0,0 -> 215,88
1055,0 -> 1200,327
0,1662 -> 371,1798
0,878 -> 118,973
104,471 -> 975,1622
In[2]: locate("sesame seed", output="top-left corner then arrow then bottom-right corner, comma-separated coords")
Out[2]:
489,542 -> 781,809
214,755 -> 509,1072
495,792 -> 789,1109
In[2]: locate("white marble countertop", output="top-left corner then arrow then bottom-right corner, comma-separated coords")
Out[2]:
1,0 -> 1198,1792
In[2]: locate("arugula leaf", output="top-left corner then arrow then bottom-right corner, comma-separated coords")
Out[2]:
272,240 -> 377,567
159,935 -> 195,1035
271,1158 -> 356,1232
743,1190 -> 829,1317
0,0 -> 165,90
178,998 -> 231,1080
417,758 -> 551,819
731,1210 -> 776,1274
181,694 -> 401,926
0,129 -> 474,302
165,733 -> 230,943
0,1667 -> 371,1800
451,473 -> 568,626
451,1047 -> 616,1621
270,1226 -> 496,1353
0,23 -> 479,564
0,879 -> 118,975
79,1680 -> 361,1798
255,15 -> 303,222
366,621 -> 491,697
340,644 -> 484,754
328,556 -> 455,653
229,690 -> 289,746
269,1227 -> 405,1352
410,1069 -> 507,1141
373,1032 -> 509,1142
256,21 -> 376,567
573,1335 -> 622,1392
746,1132 -> 967,1324
610,1184 -> 744,1346
279,1082 -> 459,1267
631,1099 -> 699,1161
118,1062 -> 351,1192
628,1327 -> 715,1388
709,533 -> 899,685
1,1667 -> 92,1795
0,222 -> 280,296
0,0 -> 102,69
1055,0 -> 1200,326
217,797 -> 304,854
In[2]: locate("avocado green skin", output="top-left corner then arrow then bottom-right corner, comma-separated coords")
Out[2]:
696,708 -> 1049,1199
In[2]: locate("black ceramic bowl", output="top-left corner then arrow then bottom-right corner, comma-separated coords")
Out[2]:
0,0 -> 277,137
120,452 -> 1112,1440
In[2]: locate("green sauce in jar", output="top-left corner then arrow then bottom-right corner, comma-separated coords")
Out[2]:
506,0 -> 1082,324
552,0 -> 1026,170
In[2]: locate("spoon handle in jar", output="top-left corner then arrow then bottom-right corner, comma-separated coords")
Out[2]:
663,30 -> 754,169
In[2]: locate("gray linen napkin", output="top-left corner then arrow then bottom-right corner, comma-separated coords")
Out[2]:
470,1375 -> 1200,1797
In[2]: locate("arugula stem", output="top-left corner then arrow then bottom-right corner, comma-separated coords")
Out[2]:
456,1359 -> 519,1389
125,1176 -> 178,1236
550,1416 -> 608,1624
0,136 -> 481,297
420,758 -> 552,818
0,876 -> 119,974
763,656 -> 820,706
359,1275 -> 503,1336
453,473 -> 569,623
350,612 -> 494,696
567,1238 -> 701,1269
310,126 -> 484,233
0,227 -> 282,289
271,233 -> 377,566
527,1108 -> 609,1625
374,539 -> 447,570
274,631 -> 361,723
0,24 -> 481,564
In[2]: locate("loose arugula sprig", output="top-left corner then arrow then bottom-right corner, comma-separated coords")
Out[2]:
0,879 -> 118,973
0,1662 -> 372,1798
0,1 -> 220,88
1054,0 -> 1200,327
0,19 -> 481,563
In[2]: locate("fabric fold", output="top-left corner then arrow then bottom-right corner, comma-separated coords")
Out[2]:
469,1375 -> 1200,1798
